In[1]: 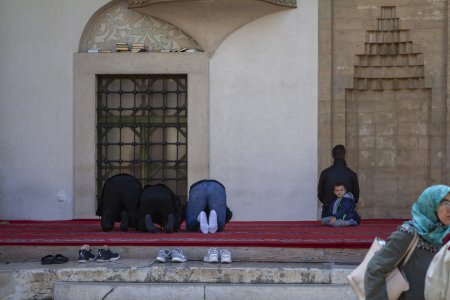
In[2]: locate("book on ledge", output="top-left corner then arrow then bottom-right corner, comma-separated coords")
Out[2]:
130,43 -> 146,53
116,42 -> 129,52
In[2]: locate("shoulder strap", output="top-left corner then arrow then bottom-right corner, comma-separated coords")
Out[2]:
401,232 -> 419,266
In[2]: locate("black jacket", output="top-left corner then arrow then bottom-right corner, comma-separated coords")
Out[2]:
135,183 -> 185,231
96,173 -> 142,219
317,159 -> 359,208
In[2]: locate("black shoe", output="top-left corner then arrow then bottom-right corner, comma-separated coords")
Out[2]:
145,214 -> 158,233
101,214 -> 114,232
164,214 -> 175,233
78,244 -> 96,263
96,246 -> 120,262
120,211 -> 129,232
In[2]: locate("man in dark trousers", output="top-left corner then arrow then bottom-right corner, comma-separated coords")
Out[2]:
133,183 -> 184,233
96,174 -> 142,231
317,144 -> 360,218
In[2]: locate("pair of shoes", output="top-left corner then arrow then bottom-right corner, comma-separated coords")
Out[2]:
197,210 -> 218,234
203,247 -> 232,263
79,245 -> 120,263
78,244 -> 96,263
41,254 -> 69,265
155,248 -> 187,263
96,245 -> 120,262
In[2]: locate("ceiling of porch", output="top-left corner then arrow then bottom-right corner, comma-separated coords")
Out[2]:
128,0 -> 297,56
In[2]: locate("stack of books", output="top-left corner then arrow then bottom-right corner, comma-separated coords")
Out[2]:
172,48 -> 188,52
131,43 -> 145,53
116,42 -> 129,52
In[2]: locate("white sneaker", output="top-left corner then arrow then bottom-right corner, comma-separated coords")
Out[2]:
203,247 -> 219,263
219,249 -> 232,263
208,210 -> 218,233
156,249 -> 171,263
171,248 -> 187,263
197,211 -> 209,234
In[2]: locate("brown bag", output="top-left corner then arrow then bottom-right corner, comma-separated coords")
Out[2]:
347,233 -> 419,300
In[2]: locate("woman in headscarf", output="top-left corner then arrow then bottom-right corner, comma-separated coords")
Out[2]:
365,185 -> 450,299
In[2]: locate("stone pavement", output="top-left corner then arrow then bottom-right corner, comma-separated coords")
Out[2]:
0,259 -> 358,299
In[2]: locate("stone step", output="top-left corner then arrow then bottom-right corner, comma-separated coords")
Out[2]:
0,259 -> 358,299
54,282 -> 356,300
0,245 -> 366,264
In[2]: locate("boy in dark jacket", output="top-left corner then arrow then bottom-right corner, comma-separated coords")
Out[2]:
321,183 -> 361,226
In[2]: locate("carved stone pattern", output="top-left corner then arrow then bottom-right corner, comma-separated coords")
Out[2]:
128,0 -> 297,8
80,0 -> 200,52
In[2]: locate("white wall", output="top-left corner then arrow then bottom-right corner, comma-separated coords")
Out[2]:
0,0 -> 109,219
210,1 -> 318,220
0,0 -> 318,221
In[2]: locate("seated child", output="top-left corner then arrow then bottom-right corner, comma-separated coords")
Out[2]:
321,182 -> 361,227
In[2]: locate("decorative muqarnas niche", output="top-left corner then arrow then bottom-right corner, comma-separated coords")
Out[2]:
79,0 -> 201,52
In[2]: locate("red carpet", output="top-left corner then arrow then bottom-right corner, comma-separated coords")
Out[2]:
0,219 -> 404,248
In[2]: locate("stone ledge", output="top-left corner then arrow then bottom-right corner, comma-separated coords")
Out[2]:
0,245 -> 366,264
54,282 -> 356,300
0,260 -> 356,299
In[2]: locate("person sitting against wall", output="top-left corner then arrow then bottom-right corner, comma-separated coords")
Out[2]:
133,183 -> 184,233
317,144 -> 360,218
186,179 -> 232,234
96,173 -> 142,232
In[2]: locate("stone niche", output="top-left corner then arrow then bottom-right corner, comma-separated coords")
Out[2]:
319,1 -> 449,219
346,7 -> 431,218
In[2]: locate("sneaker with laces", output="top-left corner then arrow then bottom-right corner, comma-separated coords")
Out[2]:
78,244 -> 96,263
170,248 -> 187,262
219,249 -> 232,263
203,247 -> 219,263
96,246 -> 120,262
156,249 -> 171,262
197,211 -> 208,234
208,210 -> 218,233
